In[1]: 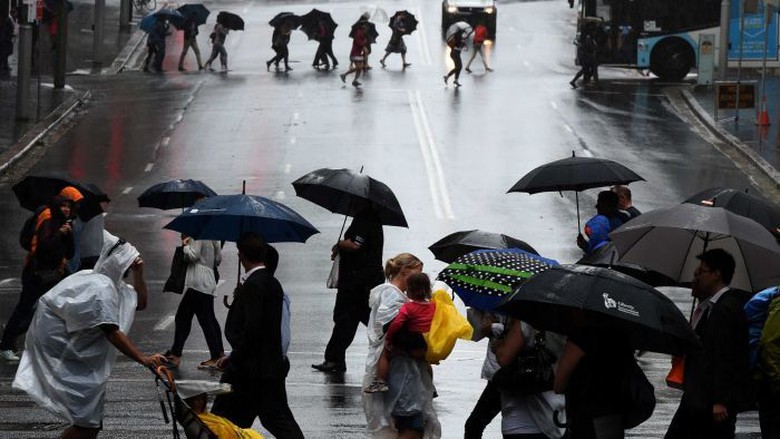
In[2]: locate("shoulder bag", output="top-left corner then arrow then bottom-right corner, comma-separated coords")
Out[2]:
492,330 -> 556,395
163,246 -> 187,294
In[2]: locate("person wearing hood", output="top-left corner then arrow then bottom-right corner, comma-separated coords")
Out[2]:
576,191 -> 623,255
12,232 -> 166,438
1,188 -> 82,362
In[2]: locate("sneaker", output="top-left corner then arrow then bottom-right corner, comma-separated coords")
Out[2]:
266,60 -> 272,71
454,81 -> 462,87
443,75 -> 448,85
0,350 -> 19,361
486,67 -> 494,72
352,80 -> 362,87
380,59 -> 386,68
403,63 -> 412,68
285,66 -> 293,71
465,67 -> 472,73
340,74 -> 347,84
364,379 -> 389,393
569,80 -> 577,89
178,66 -> 186,72
311,361 -> 346,373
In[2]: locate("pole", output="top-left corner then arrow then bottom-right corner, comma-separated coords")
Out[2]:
119,0 -> 130,30
759,2 -> 771,123
719,0 -> 731,80
735,0 -> 747,121
92,0 -> 104,69
15,22 -> 32,120
53,0 -> 67,89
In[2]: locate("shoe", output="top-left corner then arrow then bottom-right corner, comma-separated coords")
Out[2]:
365,65 -> 373,70
569,80 -> 577,89
380,59 -> 386,68
178,66 -> 186,72
332,63 -> 338,69
454,81 -> 462,87
465,67 -> 472,73
198,65 -> 204,71
0,350 -> 19,361
403,63 -> 412,68
311,361 -> 346,372
266,60 -> 272,71
340,73 -> 347,83
164,352 -> 181,369
486,67 -> 493,72
352,81 -> 362,87
143,66 -> 149,72
285,66 -> 293,71
197,358 -> 222,370
364,379 -> 389,393
443,75 -> 448,85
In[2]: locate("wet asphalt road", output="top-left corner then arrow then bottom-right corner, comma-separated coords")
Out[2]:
0,0 -> 768,437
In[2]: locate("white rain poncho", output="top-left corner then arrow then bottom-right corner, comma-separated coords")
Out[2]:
13,232 -> 141,428
362,282 -> 442,439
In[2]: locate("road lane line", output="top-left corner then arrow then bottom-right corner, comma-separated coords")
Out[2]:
275,191 -> 286,200
144,163 -> 154,172
161,136 -> 170,147
564,124 -> 573,133
0,278 -> 18,287
550,101 -> 558,110
408,91 -> 443,218
284,164 -> 292,174
153,314 -> 175,331
415,91 -> 454,219
122,187 -> 133,194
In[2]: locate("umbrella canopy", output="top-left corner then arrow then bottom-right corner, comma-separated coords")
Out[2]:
576,241 -> 678,287
437,248 -> 558,312
610,203 -> 780,292
388,10 -> 418,35
508,155 -> 644,194
498,264 -> 701,356
429,230 -> 538,263
299,9 -> 338,41
137,179 -> 217,210
174,4 -> 210,28
12,174 -> 106,221
163,194 -> 319,243
139,13 -> 170,32
217,11 -> 244,30
350,20 -> 379,44
683,187 -> 780,239
269,12 -> 301,29
446,21 -> 472,40
292,168 -> 408,227
359,5 -> 389,23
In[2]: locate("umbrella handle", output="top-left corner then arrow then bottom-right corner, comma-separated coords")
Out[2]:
223,295 -> 232,309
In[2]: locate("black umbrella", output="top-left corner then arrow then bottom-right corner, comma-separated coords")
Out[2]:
299,9 -> 338,41
576,241 -> 678,287
498,264 -> 701,356
429,229 -> 538,263
684,187 -> 780,239
292,168 -> 407,227
137,179 -> 217,210
269,12 -> 301,29
174,4 -> 210,28
508,151 -> 644,230
217,11 -> 244,31
12,174 -> 106,221
388,10 -> 418,35
350,20 -> 379,44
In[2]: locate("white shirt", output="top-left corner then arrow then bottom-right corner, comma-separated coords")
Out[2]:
692,286 -> 730,329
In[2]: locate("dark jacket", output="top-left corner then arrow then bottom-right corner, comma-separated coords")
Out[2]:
222,268 -> 285,388
683,289 -> 752,413
33,197 -> 75,272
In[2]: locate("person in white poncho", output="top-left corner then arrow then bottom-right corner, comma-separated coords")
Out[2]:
363,253 -> 441,439
13,231 -> 166,439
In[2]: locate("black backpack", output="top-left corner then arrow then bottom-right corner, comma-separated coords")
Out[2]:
19,206 -> 47,252
622,357 -> 656,429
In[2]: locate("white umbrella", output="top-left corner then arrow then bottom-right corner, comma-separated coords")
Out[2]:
359,5 -> 389,23
446,21 -> 472,41
610,203 -> 780,292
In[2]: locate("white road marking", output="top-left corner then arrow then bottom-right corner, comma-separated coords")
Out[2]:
408,90 -> 455,220
144,163 -> 154,172
580,149 -> 594,157
412,7 -> 433,66
275,191 -> 286,200
162,136 -> 170,147
550,101 -> 558,110
290,137 -> 297,144
564,124 -> 573,133
293,112 -> 300,121
122,187 -> 133,194
0,278 -> 18,287
153,314 -> 175,331
284,164 -> 292,174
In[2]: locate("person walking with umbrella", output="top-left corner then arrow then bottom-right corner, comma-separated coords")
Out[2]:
465,21 -> 492,73
313,18 -> 338,70
312,202 -> 385,373
666,249 -> 752,439
444,26 -> 468,87
266,22 -> 293,72
204,21 -> 229,71
178,11 -> 204,71
379,11 -> 411,69
144,15 -> 171,72
576,190 -> 623,255
340,21 -> 369,87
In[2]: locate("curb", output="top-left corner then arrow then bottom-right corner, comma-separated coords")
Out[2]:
0,90 -> 92,177
680,88 -> 780,189
107,27 -> 146,75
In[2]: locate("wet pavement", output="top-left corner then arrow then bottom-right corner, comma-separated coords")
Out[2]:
0,0 -> 773,437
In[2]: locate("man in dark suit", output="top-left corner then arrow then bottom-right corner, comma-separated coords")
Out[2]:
666,249 -> 751,439
212,233 -> 303,439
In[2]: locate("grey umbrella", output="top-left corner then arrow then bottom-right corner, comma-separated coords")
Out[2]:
610,203 -> 780,293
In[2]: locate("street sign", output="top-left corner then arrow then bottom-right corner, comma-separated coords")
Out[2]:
715,81 -> 756,109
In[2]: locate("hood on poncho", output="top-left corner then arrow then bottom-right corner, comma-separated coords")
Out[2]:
93,231 -> 140,287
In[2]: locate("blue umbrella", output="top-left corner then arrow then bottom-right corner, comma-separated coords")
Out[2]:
437,248 -> 558,312
163,194 -> 319,243
139,9 -> 183,32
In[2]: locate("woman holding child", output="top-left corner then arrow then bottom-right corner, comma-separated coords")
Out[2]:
362,253 -> 441,439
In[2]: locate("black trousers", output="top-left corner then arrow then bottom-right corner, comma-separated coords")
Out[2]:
170,288 -> 224,359
758,385 -> 780,439
0,264 -> 61,351
323,283 -> 371,367
447,49 -> 463,81
314,39 -> 337,66
464,380 -> 502,438
666,397 -> 736,439
269,45 -> 289,67
212,358 -> 304,439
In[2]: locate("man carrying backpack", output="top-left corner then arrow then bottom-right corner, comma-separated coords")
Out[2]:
1,187 -> 83,361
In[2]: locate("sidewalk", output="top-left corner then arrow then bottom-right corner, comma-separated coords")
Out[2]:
0,0 -> 136,159
685,71 -> 780,189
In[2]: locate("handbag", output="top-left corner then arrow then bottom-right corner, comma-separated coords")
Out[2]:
492,331 -> 556,395
326,254 -> 339,289
163,246 -> 187,294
